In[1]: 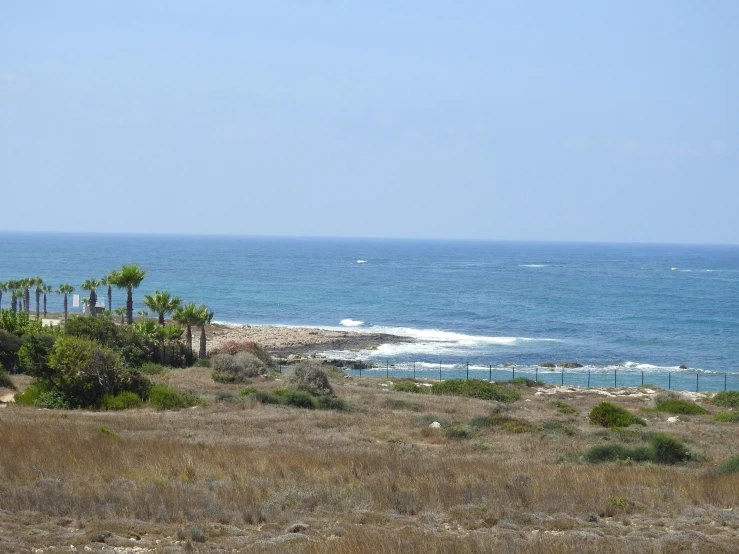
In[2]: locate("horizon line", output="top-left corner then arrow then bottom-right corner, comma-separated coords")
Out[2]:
0,229 -> 738,248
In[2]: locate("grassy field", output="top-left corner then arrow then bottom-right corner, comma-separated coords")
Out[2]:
1,370 -> 738,553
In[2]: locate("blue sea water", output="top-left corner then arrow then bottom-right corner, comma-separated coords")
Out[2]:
1,233 -> 738,390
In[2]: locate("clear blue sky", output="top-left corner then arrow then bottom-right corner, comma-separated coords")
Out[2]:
2,1 -> 737,243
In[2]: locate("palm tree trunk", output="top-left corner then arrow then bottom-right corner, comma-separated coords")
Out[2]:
199,326 -> 207,359
63,294 -> 68,323
24,288 -> 30,314
186,325 -> 193,352
43,293 -> 48,317
158,312 -> 165,325
0,290 -> 3,310
126,288 -> 133,325
11,294 -> 17,314
35,289 -> 40,318
89,290 -> 97,317
107,285 -> 112,312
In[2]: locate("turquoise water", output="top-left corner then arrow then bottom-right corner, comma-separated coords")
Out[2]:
1,233 -> 738,390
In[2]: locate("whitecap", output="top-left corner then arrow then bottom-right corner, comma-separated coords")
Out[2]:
356,260 -> 367,264
519,264 -> 547,268
340,319 -> 364,327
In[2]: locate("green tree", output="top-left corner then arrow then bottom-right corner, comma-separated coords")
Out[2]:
33,277 -> 44,319
173,303 -> 207,352
57,284 -> 75,324
143,290 -> 182,325
81,279 -> 101,317
40,284 -> 53,317
0,281 -> 6,311
114,306 -> 126,324
112,265 -> 147,325
198,308 -> 214,359
101,271 -> 119,313
8,281 -> 23,315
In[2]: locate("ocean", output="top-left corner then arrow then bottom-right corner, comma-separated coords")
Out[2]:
1,233 -> 738,391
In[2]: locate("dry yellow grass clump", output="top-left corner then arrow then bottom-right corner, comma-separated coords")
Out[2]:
1,370 -> 738,553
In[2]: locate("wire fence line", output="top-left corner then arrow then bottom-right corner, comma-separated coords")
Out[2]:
336,360 -> 739,393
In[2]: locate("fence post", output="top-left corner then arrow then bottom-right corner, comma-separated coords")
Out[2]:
587,370 -> 590,389
668,373 -> 671,390
386,360 -> 389,378
641,371 -> 644,386
413,361 -> 416,380
696,373 -> 699,393
512,366 -> 515,381
726,373 -> 728,391
614,369 -> 617,388
561,370 -> 564,385
359,365 -> 362,377
279,365 -> 281,374
466,361 -> 469,380
439,361 -> 442,382
489,364 -> 492,382
535,367 -> 538,383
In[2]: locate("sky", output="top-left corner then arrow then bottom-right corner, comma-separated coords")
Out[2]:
1,1 -> 738,243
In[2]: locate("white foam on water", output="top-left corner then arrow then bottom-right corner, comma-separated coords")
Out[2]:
519,264 -> 547,268
356,260 -> 367,264
340,319 -> 364,327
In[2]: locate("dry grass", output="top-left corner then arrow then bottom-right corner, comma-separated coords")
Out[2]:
1,372 -> 738,552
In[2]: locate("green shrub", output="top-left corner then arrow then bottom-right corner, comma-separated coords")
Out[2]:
35,390 -> 71,410
98,426 -> 115,436
148,386 -> 200,410
714,412 -> 739,423
212,371 -> 239,384
382,398 -> 423,411
0,310 -> 43,337
214,391 -> 238,403
251,390 -> 281,404
589,402 -> 646,428
64,315 -> 120,346
289,360 -> 334,396
585,444 -> 652,463
13,381 -> 49,405
240,386 -> 258,395
542,421 -> 577,436
510,377 -> 537,388
499,421 -> 542,433
138,362 -> 168,375
280,389 -> 318,409
431,379 -> 520,403
712,391 -> 739,408
100,391 -> 142,410
211,352 -> 267,383
193,358 -> 211,368
714,455 -> 739,475
445,424 -> 477,439
18,334 -> 56,378
315,395 -> 349,411
655,399 -> 709,415
552,401 -> 578,414
392,380 -> 426,394
651,433 -> 694,464
0,329 -> 23,371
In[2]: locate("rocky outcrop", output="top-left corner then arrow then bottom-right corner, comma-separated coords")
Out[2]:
557,362 -> 584,368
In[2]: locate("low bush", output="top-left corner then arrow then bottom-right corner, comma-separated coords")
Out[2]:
279,389 -> 317,409
246,387 -> 347,410
35,390 -> 71,410
316,395 -> 349,411
18,333 -> 56,378
212,351 -> 267,383
510,377 -> 537,388
552,401 -> 578,414
192,358 -> 211,368
392,380 -> 426,393
589,402 -> 646,428
100,391 -> 142,410
585,434 -> 694,464
712,391 -> 739,408
415,414 -> 451,428
210,340 -> 275,368
138,362 -> 168,375
382,398 -> 423,411
714,412 -> 739,423
0,330 -> 23,371
542,421 -> 577,436
651,433 -> 695,464
148,386 -> 200,410
13,382 -> 48,405
499,421 -> 542,433
431,379 -> 520,403
445,424 -> 477,439
239,386 -> 258,395
655,399 -> 708,415
714,455 -> 739,475
289,359 -> 334,396
250,390 -> 280,404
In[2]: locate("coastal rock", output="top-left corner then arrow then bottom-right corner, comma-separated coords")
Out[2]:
429,422 -> 442,429
503,363 -> 516,367
679,364 -> 689,369
667,416 -> 680,423
285,523 -> 309,533
539,362 -> 555,368
557,362 -> 583,369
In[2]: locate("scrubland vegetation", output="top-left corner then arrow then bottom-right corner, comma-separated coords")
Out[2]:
2,360 -> 739,552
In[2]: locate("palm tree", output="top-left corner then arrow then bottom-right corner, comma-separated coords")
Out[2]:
198,308 -> 214,359
174,303 -> 207,353
22,277 -> 33,315
101,271 -> 119,313
114,306 -> 126,324
0,281 -> 6,311
81,279 -> 101,317
58,284 -> 74,323
33,277 -> 44,319
143,290 -> 182,325
8,280 -> 21,314
40,284 -> 53,317
112,264 -> 147,324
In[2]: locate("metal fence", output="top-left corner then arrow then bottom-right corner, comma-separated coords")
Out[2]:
341,361 -> 739,393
